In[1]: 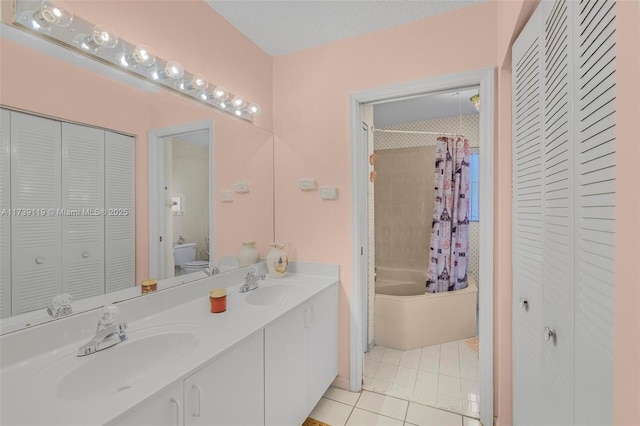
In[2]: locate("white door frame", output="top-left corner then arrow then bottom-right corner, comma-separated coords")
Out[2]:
148,119 -> 215,279
349,67 -> 495,426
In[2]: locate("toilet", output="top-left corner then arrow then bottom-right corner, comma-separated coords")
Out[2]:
173,242 -> 209,273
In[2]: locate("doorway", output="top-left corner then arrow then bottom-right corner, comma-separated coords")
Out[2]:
148,120 -> 215,281
349,68 -> 494,426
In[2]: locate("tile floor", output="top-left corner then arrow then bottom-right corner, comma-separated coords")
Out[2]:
362,339 -> 480,419
309,387 -> 482,426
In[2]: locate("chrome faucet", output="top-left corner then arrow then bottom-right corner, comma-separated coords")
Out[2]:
77,305 -> 128,357
239,268 -> 265,293
47,294 -> 73,319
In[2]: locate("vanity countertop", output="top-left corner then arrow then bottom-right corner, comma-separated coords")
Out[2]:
0,263 -> 339,426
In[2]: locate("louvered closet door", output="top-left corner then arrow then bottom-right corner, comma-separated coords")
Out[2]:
511,2 -> 547,423
573,0 -> 616,422
10,112 -> 62,315
541,0 -> 576,423
105,131 -> 135,292
62,123 -> 105,299
0,110 -> 11,318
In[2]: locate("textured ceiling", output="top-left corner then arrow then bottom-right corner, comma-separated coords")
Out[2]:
206,0 -> 488,57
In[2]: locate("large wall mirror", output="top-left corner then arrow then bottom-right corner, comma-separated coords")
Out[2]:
0,23 -> 275,332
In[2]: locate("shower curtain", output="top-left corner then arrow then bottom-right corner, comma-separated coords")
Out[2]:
426,136 -> 470,293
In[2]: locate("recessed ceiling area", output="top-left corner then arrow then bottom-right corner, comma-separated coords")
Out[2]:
206,0 -> 487,57
373,88 -> 480,128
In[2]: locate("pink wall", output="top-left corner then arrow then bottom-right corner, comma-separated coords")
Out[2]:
272,0 -> 501,407
1,0 -> 275,283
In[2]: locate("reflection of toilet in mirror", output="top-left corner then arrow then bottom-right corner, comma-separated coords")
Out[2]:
173,243 -> 208,275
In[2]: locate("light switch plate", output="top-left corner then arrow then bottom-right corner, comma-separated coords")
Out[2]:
220,190 -> 234,202
319,186 -> 338,200
298,178 -> 318,191
234,181 -> 250,193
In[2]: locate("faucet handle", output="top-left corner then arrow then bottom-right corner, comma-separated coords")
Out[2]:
47,293 -> 73,319
97,305 -> 120,330
246,266 -> 257,278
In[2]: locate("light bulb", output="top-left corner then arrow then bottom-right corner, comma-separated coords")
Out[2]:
247,103 -> 261,116
213,86 -> 229,101
32,0 -> 73,28
177,74 -> 208,91
132,45 -> 155,66
165,61 -> 184,79
73,24 -> 118,52
231,95 -> 246,109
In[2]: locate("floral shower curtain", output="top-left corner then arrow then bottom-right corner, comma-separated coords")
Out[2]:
426,136 -> 470,293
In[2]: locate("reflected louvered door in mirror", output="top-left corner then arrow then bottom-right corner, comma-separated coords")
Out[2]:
511,2 -> 546,423
512,0 -> 616,423
573,0 -> 616,422
0,110 -> 10,318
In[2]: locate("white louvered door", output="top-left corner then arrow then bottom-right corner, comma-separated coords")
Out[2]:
62,123 -> 105,299
0,110 -> 11,318
512,0 -> 617,424
10,112 -> 62,315
105,131 -> 135,292
573,0 -> 616,423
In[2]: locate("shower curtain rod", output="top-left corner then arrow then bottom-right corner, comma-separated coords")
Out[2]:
373,128 -> 463,136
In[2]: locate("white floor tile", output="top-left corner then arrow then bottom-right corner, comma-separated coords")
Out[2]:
460,379 -> 480,402
414,370 -> 438,393
309,397 -> 353,426
324,386 -> 361,406
421,344 -> 441,358
437,393 -> 463,411
405,402 -> 463,426
346,408 -> 403,426
381,348 -> 403,365
366,378 -> 393,394
393,366 -> 418,387
364,358 -> 380,378
373,362 -> 398,382
388,382 -> 414,400
355,390 -> 409,421
439,355 -> 461,378
438,375 -> 462,398
463,417 -> 482,426
367,345 -> 386,361
399,349 -> 422,369
412,388 -> 438,406
418,355 -> 440,374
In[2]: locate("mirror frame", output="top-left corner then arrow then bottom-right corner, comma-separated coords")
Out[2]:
148,119 -> 215,280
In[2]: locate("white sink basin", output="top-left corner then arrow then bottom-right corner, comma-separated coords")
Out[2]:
244,284 -> 303,306
18,323 -> 207,402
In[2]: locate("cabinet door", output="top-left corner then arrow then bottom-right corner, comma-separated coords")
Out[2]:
308,283 -> 339,411
185,330 -> 264,426
0,109 -> 10,318
105,381 -> 183,426
10,111 -> 62,315
265,302 -> 309,426
61,123 -> 104,299
105,131 -> 135,292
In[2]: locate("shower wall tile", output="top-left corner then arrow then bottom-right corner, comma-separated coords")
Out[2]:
373,114 -> 480,282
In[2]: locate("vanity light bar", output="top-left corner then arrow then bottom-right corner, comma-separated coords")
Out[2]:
12,0 -> 261,122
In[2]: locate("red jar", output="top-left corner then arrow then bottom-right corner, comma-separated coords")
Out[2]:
209,289 -> 227,313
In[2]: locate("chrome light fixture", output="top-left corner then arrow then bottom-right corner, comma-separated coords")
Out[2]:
12,0 -> 261,121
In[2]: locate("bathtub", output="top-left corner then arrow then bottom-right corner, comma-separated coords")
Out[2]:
374,266 -> 478,351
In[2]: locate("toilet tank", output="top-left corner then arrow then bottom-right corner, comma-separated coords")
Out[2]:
173,243 -> 197,267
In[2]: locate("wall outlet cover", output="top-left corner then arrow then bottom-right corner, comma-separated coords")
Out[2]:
319,186 -> 338,200
298,178 -> 318,191
234,181 -> 250,193
220,190 -> 234,202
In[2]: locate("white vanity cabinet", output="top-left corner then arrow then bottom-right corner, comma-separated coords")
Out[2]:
106,381 -> 183,426
184,330 -> 264,426
265,282 -> 339,426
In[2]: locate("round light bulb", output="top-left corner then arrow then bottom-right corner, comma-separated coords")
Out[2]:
231,95 -> 246,109
191,74 -> 208,91
247,103 -> 261,116
213,86 -> 229,101
165,61 -> 184,79
33,0 -> 73,27
91,24 -> 118,49
132,45 -> 155,66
